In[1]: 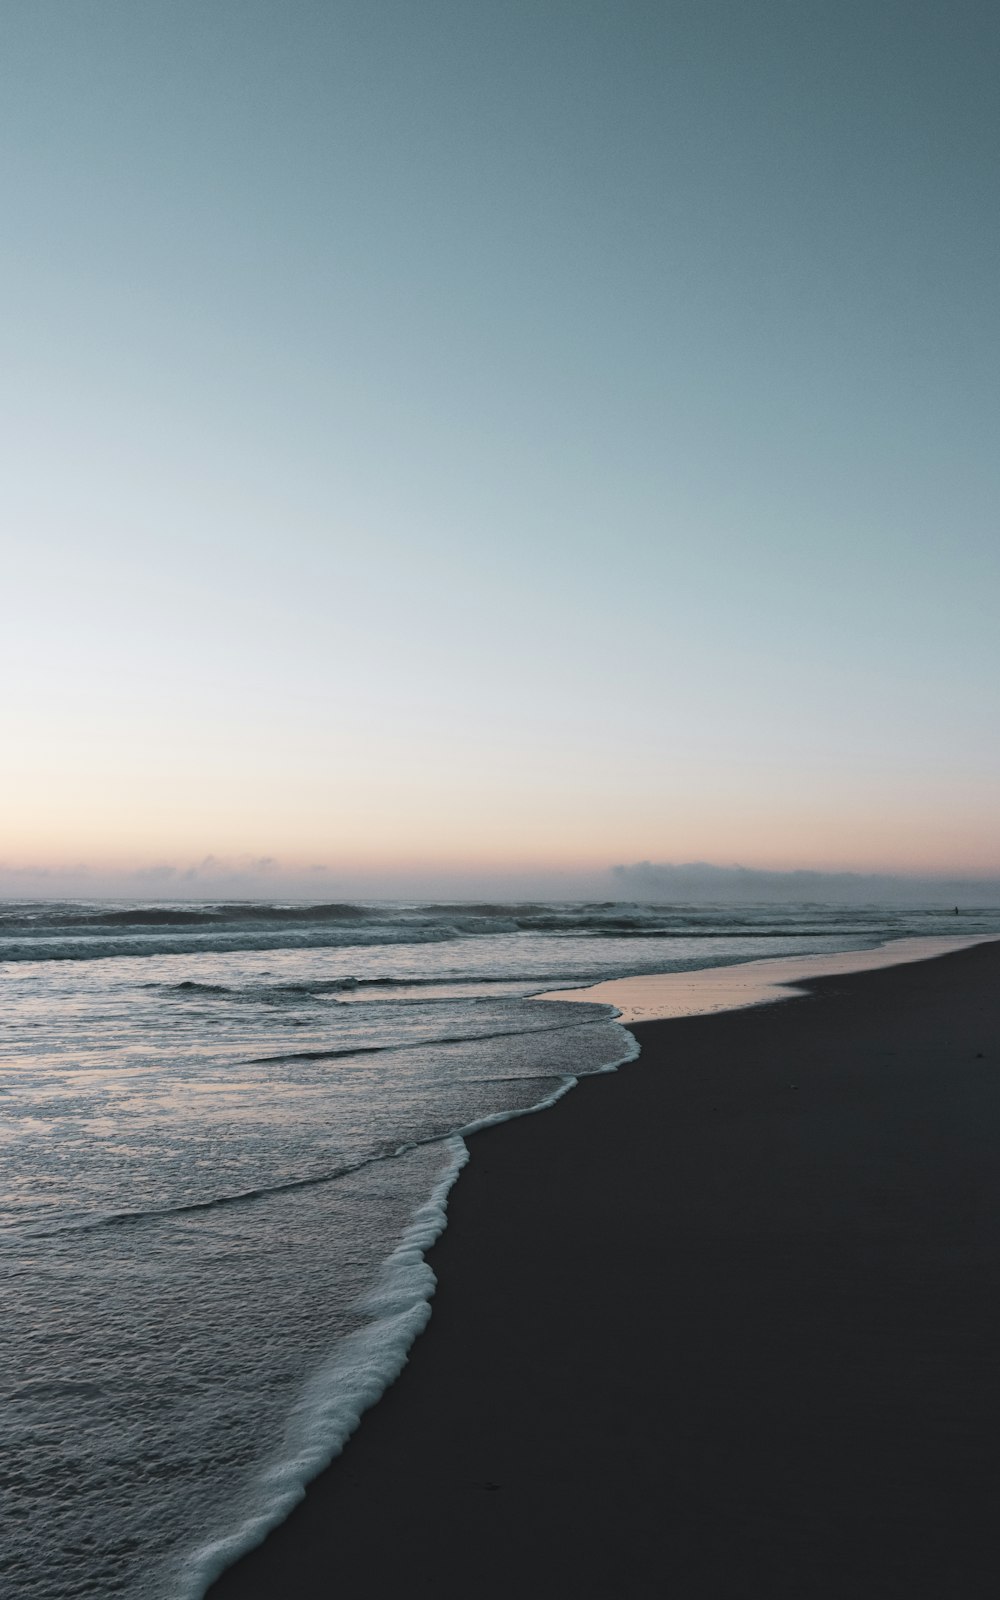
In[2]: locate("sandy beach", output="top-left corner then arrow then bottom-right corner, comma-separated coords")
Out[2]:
209,938 -> 1000,1598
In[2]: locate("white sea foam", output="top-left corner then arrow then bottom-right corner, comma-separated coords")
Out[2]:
177,1134 -> 469,1598
179,1032 -> 641,1598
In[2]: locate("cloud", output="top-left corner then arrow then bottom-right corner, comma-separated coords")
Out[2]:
612,861 -> 1000,906
0,855 -> 303,899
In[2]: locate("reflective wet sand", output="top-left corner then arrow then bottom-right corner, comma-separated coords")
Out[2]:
538,933 -> 995,1022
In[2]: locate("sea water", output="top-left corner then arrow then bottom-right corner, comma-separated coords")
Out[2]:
3,899 -> 998,1598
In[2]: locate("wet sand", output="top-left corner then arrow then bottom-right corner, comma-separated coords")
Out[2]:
209,937 -> 1000,1598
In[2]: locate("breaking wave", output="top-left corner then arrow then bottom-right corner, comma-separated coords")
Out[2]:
0,897 -> 951,965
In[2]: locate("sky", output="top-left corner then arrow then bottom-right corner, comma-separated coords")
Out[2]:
3,1 -> 998,899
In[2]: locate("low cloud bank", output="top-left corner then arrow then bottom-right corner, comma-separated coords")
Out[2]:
3,856 -> 998,907
612,861 -> 1000,907
0,856 -> 289,900
0,857 -> 614,902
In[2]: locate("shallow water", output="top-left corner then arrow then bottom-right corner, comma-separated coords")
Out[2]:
3,899 -> 998,1598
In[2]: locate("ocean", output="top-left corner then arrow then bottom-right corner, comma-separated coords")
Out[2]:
4,898 -> 999,1599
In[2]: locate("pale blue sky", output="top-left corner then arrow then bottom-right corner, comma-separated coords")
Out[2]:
3,1 -> 998,891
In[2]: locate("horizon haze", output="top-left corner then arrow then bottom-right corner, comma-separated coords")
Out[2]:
2,857 -> 1000,909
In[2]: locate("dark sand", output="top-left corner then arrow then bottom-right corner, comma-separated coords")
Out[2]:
210,940 -> 1000,1598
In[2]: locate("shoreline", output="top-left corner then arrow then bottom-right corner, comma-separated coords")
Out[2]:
538,931 -> 996,1020
208,937 -> 1000,1598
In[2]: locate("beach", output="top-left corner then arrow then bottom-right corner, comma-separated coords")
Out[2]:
209,937 -> 1000,1598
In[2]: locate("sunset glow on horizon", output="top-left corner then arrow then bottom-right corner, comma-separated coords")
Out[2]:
4,3 -> 998,900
